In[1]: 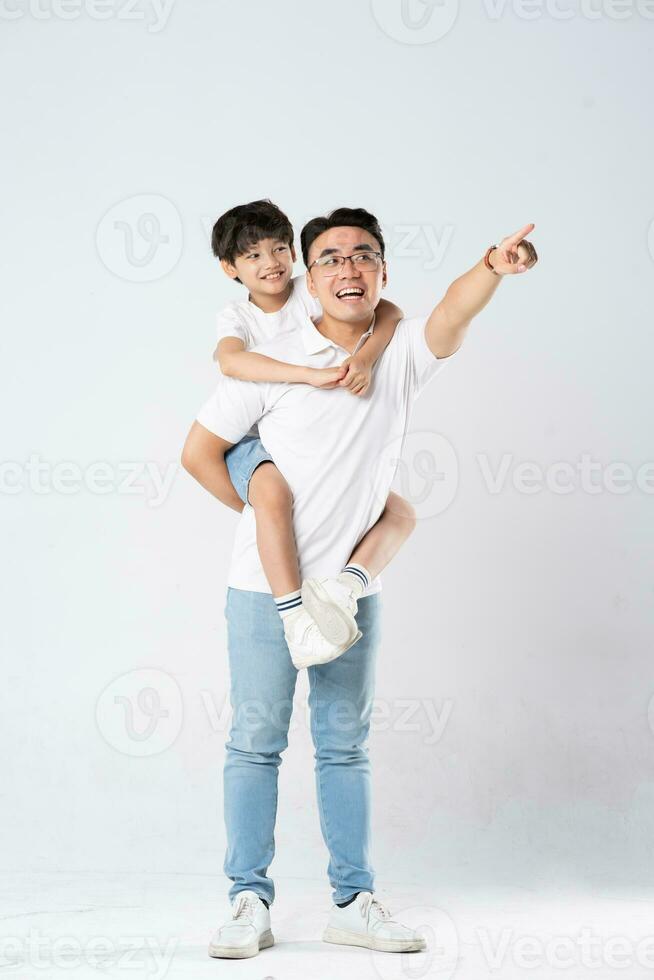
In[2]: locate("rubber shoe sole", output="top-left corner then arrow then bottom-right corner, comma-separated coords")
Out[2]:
301,579 -> 359,646
292,630 -> 362,670
208,929 -> 274,959
323,925 -> 425,953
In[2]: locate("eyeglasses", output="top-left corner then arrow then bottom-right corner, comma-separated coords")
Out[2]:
309,251 -> 383,277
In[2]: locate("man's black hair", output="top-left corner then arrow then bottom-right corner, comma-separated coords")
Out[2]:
300,207 -> 385,267
211,199 -> 294,266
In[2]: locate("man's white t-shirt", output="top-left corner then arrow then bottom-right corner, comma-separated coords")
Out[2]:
197,314 -> 457,598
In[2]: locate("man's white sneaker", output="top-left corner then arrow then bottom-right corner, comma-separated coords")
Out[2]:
208,890 -> 274,959
283,606 -> 362,669
323,891 -> 426,953
301,576 -> 359,646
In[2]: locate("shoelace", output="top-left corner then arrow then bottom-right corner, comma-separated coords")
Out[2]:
360,893 -> 392,921
233,894 -> 257,921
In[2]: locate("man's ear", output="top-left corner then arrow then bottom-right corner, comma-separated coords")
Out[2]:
220,258 -> 239,280
306,268 -> 318,297
381,262 -> 388,289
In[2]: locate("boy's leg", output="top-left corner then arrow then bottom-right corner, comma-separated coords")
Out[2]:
248,462 -> 360,663
248,461 -> 300,598
223,587 -> 298,906
346,491 -> 417,581
307,593 -> 381,904
301,492 -> 415,643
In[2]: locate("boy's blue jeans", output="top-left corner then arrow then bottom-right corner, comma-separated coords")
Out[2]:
223,586 -> 381,906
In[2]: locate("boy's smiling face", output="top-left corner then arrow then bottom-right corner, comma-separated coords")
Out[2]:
221,237 -> 295,299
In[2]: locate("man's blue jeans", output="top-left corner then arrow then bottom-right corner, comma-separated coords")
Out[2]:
222,586 -> 381,906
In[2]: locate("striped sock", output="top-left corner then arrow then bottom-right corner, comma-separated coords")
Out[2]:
337,563 -> 371,598
275,589 -> 302,619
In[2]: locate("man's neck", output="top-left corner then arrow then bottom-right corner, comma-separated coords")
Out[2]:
314,311 -> 374,354
247,283 -> 292,314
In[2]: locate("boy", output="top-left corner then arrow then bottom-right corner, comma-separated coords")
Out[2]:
207,199 -> 415,669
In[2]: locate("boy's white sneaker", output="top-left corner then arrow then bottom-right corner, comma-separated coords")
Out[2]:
208,890 -> 274,959
323,891 -> 426,953
283,606 -> 361,669
301,576 -> 360,646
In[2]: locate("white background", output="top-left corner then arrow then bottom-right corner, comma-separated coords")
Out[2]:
1,0 -> 653,902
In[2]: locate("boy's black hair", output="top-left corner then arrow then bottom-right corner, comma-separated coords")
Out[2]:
211,199 -> 294,269
300,207 -> 385,267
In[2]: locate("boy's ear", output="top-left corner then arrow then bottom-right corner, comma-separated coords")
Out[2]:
290,244 -> 297,263
220,258 -> 239,280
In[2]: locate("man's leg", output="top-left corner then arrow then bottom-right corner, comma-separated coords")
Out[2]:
307,593 -> 381,904
223,587 -> 298,906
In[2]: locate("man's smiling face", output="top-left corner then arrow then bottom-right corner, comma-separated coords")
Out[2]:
306,226 -> 387,323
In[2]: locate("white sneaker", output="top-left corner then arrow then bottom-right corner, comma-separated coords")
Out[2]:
208,890 -> 274,959
283,606 -> 362,670
323,891 -> 426,953
301,576 -> 360,646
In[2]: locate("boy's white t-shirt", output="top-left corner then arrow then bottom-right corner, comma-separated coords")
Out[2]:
214,275 -> 322,441
215,275 -> 322,351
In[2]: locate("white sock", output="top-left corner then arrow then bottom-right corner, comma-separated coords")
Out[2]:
275,589 -> 302,619
337,563 -> 371,598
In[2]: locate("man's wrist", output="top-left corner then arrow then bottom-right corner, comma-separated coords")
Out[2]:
483,245 -> 502,276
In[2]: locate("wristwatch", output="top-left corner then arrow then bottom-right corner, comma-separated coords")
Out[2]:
484,245 -> 501,275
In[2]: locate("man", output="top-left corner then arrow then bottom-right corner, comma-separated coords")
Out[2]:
181,207 -> 537,959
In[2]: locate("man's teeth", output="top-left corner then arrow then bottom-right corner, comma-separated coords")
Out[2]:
336,288 -> 364,298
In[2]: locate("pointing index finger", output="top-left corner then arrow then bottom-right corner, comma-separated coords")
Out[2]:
504,222 -> 535,246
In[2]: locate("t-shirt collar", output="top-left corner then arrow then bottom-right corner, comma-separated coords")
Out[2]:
301,314 -> 376,356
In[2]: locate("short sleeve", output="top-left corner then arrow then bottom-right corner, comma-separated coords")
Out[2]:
400,316 -> 458,395
196,376 -> 267,445
215,308 -> 250,347
291,275 -> 322,319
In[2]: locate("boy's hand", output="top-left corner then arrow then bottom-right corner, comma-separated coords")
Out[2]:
304,365 -> 349,389
337,355 -> 372,397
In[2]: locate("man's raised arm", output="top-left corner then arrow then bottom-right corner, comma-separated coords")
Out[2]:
181,421 -> 244,513
425,223 -> 538,358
